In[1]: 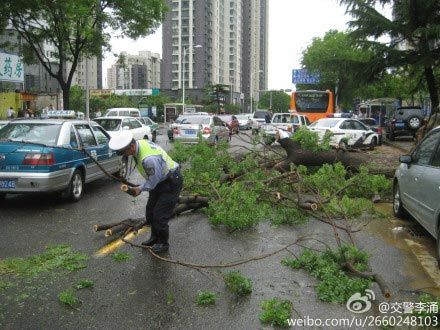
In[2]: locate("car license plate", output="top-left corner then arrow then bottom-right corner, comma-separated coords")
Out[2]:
183,129 -> 197,135
0,179 -> 16,189
395,122 -> 405,128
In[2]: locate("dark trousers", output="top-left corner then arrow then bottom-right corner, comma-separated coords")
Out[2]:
145,169 -> 183,244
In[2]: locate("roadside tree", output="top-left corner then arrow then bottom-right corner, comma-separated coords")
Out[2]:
340,0 -> 440,130
0,0 -> 167,109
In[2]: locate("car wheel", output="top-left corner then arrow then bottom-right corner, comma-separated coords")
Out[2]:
338,140 -> 348,150
408,116 -> 421,130
393,182 -> 406,218
369,137 -> 377,150
152,131 -> 157,142
143,134 -> 149,140
65,169 -> 84,202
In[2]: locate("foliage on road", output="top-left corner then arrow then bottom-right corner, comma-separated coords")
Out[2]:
292,127 -> 332,152
170,139 -> 391,230
282,245 -> 372,304
111,252 -> 133,262
75,280 -> 94,290
196,291 -> 217,306
0,245 -> 88,277
58,289 -> 81,308
259,298 -> 293,328
223,271 -> 253,297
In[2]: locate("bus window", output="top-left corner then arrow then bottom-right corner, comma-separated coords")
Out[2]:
290,90 -> 334,122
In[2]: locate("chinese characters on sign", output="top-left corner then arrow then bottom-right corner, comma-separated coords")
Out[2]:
292,69 -> 320,85
0,52 -> 24,83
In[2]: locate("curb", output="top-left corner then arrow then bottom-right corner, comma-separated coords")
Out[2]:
382,140 -> 412,154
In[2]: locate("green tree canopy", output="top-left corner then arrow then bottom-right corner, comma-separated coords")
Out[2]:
301,29 -> 375,108
0,0 -> 167,109
258,91 -> 291,113
340,0 -> 440,114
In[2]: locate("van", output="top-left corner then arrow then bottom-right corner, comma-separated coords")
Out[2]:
104,108 -> 140,118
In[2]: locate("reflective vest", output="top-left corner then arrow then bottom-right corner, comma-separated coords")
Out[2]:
135,140 -> 177,179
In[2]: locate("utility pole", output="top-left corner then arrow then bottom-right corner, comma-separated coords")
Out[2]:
85,57 -> 89,120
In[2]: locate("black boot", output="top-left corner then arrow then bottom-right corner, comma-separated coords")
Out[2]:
141,236 -> 158,247
151,243 -> 169,253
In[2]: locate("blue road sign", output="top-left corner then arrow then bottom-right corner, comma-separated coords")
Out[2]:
292,69 -> 320,84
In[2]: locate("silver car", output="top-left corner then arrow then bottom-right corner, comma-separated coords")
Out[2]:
173,115 -> 230,144
393,126 -> 440,256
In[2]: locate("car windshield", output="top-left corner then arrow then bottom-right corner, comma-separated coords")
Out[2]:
253,111 -> 268,119
175,116 -> 190,124
360,119 -> 377,126
0,123 -> 61,145
309,119 -> 340,128
183,116 -> 211,125
94,119 -> 122,131
0,123 -> 7,130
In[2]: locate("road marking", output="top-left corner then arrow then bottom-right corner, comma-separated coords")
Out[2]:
94,227 -> 150,257
404,238 -> 440,288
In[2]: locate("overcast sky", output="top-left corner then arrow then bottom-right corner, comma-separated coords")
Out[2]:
103,0 -> 350,90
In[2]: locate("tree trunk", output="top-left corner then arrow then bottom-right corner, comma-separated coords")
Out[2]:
62,85 -> 70,110
277,138 -> 397,176
424,66 -> 439,113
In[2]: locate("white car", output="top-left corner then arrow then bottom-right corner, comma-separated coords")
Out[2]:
308,118 -> 379,149
261,113 -> 310,143
0,120 -> 9,129
236,114 -> 253,130
93,116 -> 151,140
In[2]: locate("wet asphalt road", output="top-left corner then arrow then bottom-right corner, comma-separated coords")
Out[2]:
0,129 -> 438,329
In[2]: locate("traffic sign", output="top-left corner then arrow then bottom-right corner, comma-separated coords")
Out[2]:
292,69 -> 320,84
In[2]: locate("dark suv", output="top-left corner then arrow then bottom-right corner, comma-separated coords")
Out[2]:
386,106 -> 424,140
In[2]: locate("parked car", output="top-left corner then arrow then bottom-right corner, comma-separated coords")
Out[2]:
236,114 -> 253,130
138,117 -> 159,142
173,115 -> 230,144
358,118 -> 383,145
251,110 -> 272,134
217,115 -> 239,134
308,118 -> 379,149
94,116 -> 151,141
393,126 -> 440,259
386,106 -> 424,140
104,108 -> 141,118
261,113 -> 310,144
0,119 -> 126,202
167,112 -> 210,141
0,120 -> 9,130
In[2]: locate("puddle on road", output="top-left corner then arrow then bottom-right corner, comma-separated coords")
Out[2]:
368,203 -> 440,297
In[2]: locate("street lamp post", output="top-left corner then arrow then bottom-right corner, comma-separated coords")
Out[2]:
250,69 -> 263,113
182,45 -> 202,113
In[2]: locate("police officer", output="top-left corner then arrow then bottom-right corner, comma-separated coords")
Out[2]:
109,131 -> 183,253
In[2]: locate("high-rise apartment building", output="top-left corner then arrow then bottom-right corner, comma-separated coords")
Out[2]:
66,56 -> 102,90
107,51 -> 161,89
161,0 -> 268,109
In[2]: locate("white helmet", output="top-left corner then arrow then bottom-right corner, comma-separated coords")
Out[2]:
109,131 -> 134,152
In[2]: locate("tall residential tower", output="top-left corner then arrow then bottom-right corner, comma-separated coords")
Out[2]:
161,0 -> 268,110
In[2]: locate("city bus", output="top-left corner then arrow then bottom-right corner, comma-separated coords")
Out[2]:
289,90 -> 334,122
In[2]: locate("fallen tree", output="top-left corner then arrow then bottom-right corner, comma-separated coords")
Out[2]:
93,133 -> 396,299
